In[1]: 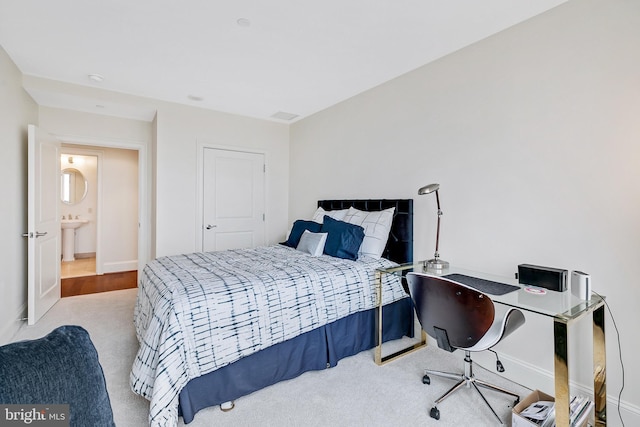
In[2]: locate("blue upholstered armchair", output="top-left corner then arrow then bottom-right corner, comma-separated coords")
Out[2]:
0,325 -> 115,427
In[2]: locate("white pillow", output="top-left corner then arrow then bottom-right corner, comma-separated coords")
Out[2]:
311,207 -> 348,224
343,207 -> 395,259
296,230 -> 328,257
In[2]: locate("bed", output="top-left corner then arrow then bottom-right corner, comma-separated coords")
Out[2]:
131,199 -> 414,426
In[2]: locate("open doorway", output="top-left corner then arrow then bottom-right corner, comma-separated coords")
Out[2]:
59,143 -> 140,296
60,151 -> 98,279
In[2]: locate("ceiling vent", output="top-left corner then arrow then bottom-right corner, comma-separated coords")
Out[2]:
271,111 -> 299,121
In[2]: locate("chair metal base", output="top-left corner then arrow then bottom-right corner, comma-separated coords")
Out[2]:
423,351 -> 520,425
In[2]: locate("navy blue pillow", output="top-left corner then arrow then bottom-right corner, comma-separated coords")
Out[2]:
0,325 -> 115,427
321,216 -> 365,260
284,220 -> 322,248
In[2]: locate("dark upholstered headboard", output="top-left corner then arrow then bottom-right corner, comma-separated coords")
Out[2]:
317,199 -> 413,265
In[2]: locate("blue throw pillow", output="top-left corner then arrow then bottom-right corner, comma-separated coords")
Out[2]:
321,215 -> 365,260
0,325 -> 115,427
285,220 -> 322,248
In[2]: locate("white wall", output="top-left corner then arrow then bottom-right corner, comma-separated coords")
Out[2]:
39,106 -> 152,143
100,147 -> 139,272
153,102 -> 290,257
0,46 -> 38,343
290,0 -> 640,423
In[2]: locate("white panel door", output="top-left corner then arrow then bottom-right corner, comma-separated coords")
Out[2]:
27,124 -> 61,325
203,148 -> 265,252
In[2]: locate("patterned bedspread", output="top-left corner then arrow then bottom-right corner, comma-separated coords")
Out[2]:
130,244 -> 405,426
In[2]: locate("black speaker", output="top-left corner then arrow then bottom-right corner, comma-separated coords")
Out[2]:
517,264 -> 568,292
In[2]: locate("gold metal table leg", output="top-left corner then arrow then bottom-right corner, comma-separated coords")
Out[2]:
554,303 -> 607,427
593,305 -> 607,426
554,320 -> 570,427
374,270 -> 427,365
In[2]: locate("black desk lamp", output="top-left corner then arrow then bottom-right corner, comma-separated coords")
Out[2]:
418,183 -> 449,271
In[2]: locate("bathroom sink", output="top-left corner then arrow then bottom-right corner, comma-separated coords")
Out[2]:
61,219 -> 89,229
61,219 -> 89,261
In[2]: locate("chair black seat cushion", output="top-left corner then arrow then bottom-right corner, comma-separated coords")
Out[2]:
0,325 -> 115,427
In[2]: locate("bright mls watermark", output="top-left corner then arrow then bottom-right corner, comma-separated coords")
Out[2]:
0,405 -> 69,426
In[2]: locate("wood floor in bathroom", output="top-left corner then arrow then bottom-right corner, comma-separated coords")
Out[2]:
61,257 -> 137,297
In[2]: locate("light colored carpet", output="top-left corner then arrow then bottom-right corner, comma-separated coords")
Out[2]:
11,289 -> 532,426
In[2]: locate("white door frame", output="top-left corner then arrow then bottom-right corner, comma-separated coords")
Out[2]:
195,142 -> 267,252
53,134 -> 149,276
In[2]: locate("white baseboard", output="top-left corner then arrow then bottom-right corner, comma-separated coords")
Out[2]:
0,303 -> 26,345
102,260 -> 138,274
472,351 -> 639,427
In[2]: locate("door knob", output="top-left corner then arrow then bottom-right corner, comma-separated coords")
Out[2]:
21,232 -> 47,238
206,224 -> 217,230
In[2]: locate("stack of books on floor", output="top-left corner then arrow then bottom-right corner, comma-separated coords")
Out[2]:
518,395 -> 594,427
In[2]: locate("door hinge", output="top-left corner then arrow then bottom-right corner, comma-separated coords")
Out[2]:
262,213 -> 265,221
263,164 -> 266,173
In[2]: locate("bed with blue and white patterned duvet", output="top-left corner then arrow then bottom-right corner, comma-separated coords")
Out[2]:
131,244 -> 409,426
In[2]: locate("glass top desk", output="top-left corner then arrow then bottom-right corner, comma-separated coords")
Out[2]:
375,263 -> 606,427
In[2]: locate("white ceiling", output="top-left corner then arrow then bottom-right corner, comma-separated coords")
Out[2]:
0,0 -> 568,123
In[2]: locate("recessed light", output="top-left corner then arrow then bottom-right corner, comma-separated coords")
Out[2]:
88,74 -> 104,83
237,18 -> 251,27
271,111 -> 299,121
188,95 -> 204,102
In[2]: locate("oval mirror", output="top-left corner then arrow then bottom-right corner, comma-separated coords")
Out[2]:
61,168 -> 88,205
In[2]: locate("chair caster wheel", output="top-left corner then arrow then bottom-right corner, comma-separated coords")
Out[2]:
430,407 -> 440,420
422,374 -> 431,385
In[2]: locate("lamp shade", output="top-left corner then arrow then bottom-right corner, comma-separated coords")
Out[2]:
418,183 -> 440,195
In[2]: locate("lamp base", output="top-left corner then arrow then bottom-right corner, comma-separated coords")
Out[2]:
424,258 -> 449,272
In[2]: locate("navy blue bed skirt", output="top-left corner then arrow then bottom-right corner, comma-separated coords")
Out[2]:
178,297 -> 414,423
